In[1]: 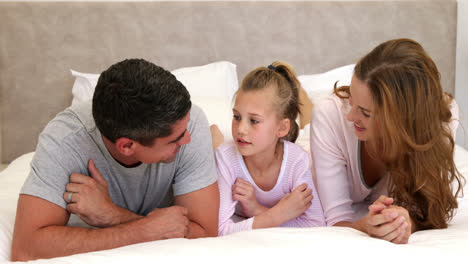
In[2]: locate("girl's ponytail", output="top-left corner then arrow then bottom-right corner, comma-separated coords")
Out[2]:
284,118 -> 299,142
270,61 -> 302,142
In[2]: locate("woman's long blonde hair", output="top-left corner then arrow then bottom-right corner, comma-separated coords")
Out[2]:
335,38 -> 464,230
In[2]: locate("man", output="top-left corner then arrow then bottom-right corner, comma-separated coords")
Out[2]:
11,59 -> 219,261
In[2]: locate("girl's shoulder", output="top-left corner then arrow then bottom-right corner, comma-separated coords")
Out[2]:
283,141 -> 310,165
284,140 -> 307,154
216,141 -> 236,153
215,142 -> 240,162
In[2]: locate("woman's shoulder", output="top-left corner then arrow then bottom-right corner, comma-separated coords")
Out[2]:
311,94 -> 348,121
310,94 -> 352,136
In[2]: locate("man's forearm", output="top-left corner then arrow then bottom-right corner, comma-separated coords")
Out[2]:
12,217 -> 152,261
110,206 -> 144,226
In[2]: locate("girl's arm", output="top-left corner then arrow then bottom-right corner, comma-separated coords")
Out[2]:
217,167 -> 255,236
216,147 -> 310,235
217,162 -> 295,235
281,151 -> 326,227
216,147 -> 260,236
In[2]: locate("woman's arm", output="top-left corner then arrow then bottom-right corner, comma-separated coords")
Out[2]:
335,196 -> 412,244
309,99 -> 410,243
309,98 -> 355,226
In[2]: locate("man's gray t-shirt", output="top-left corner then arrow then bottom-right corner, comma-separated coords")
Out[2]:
21,101 -> 217,215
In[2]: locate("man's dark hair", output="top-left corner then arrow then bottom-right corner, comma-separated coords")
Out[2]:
92,59 -> 191,146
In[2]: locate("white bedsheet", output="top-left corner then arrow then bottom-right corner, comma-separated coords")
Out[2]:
1,146 -> 468,263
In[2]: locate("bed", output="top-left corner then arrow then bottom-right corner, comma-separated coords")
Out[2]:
0,0 -> 466,263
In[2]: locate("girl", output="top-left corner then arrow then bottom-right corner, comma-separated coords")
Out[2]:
215,61 -> 325,236
310,38 -> 464,244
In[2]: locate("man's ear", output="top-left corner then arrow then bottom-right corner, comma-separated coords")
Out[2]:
115,137 -> 136,156
277,118 -> 290,138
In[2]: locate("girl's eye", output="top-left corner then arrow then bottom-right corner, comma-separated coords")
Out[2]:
233,115 -> 241,121
250,119 -> 259,124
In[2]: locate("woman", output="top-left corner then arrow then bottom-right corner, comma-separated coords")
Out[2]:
310,38 -> 464,244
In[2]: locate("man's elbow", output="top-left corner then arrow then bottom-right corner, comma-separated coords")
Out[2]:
205,227 -> 218,237
187,221 -> 218,238
11,233 -> 44,262
191,229 -> 217,238
202,219 -> 219,238
11,243 -> 35,262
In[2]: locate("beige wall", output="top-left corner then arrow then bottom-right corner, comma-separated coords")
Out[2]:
0,87 -> 2,163
456,0 -> 468,149
0,0 -> 460,160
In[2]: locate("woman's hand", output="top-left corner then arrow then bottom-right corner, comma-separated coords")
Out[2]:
365,195 -> 411,244
273,183 -> 313,223
381,205 -> 412,244
232,178 -> 267,217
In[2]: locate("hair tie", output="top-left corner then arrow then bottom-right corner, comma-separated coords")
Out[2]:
268,64 -> 277,72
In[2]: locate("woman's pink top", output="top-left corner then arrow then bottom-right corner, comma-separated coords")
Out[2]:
216,140 -> 326,236
310,94 -> 459,226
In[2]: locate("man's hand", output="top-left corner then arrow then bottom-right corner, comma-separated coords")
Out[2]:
141,206 -> 189,240
63,159 -> 121,227
232,178 -> 267,217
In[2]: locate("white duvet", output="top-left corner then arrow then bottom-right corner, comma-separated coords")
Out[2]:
1,146 -> 468,263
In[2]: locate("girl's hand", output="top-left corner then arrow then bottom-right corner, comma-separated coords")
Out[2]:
365,195 -> 410,244
273,183 -> 313,223
232,178 -> 266,217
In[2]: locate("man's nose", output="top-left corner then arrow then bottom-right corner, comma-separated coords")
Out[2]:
177,130 -> 191,146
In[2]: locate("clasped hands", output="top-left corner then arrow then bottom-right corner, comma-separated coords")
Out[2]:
232,178 -> 313,224
365,195 -> 413,244
232,178 -> 412,243
63,160 -> 189,239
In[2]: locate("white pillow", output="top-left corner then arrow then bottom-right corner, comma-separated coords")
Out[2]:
70,61 -> 239,139
191,96 -> 233,142
299,64 -> 355,105
71,70 -> 100,106
171,61 -> 238,100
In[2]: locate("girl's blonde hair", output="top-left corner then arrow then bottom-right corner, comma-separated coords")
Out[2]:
239,61 -> 302,142
334,38 -> 464,230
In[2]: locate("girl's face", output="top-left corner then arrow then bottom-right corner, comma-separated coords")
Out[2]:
346,74 -> 376,142
232,88 -> 287,157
